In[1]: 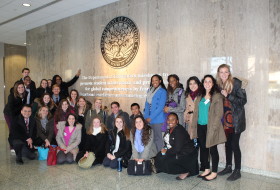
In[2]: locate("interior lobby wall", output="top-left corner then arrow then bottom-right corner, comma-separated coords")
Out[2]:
26,0 -> 280,177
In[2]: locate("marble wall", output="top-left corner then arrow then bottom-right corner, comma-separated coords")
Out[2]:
26,0 -> 280,177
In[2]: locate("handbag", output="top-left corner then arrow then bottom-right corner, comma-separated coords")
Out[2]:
78,152 -> 96,169
37,147 -> 49,160
47,145 -> 65,166
127,160 -> 152,175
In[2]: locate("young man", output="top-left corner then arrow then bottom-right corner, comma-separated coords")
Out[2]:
17,68 -> 36,92
129,103 -> 143,126
10,105 -> 37,164
51,84 -> 66,106
106,101 -> 131,130
23,76 -> 36,105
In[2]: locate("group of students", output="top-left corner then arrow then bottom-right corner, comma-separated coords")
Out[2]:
3,64 -> 247,182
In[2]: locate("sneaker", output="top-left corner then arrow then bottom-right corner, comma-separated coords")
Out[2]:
218,165 -> 232,176
227,169 -> 241,181
10,149 -> 16,155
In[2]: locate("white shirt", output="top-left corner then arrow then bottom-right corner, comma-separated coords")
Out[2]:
112,134 -> 120,155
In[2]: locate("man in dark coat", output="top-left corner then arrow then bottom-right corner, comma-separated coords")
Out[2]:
106,101 -> 131,130
10,105 -> 37,164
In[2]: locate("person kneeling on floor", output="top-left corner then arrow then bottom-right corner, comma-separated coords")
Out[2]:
10,105 -> 37,165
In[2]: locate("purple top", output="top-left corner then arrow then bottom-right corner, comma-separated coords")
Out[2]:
64,126 -> 75,146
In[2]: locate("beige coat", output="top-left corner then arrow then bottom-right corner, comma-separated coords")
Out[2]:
191,93 -> 226,148
56,121 -> 82,157
184,95 -> 198,139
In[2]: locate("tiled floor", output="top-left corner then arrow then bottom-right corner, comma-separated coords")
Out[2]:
0,120 -> 279,190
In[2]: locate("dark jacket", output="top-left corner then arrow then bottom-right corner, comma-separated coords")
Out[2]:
35,87 -> 51,99
10,115 -> 37,142
52,75 -> 79,98
84,131 -> 108,164
35,117 -> 54,143
25,87 -> 36,105
164,124 -> 196,157
16,78 -> 36,92
106,128 -> 132,162
227,78 -> 247,134
106,110 -> 131,130
3,93 -> 27,117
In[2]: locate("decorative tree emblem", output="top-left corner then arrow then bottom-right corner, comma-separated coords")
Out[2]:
101,16 -> 140,68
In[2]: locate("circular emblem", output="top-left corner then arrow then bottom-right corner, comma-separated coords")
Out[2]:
101,16 -> 140,68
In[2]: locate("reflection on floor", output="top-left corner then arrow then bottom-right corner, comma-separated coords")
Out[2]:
0,120 -> 279,190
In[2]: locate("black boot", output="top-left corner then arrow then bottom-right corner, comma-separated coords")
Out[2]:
227,169 -> 241,181
16,157 -> 24,165
218,165 -> 232,176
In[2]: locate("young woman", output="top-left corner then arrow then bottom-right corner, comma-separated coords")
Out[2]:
216,64 -> 247,181
75,96 -> 92,150
184,76 -> 201,138
32,93 -> 56,117
191,75 -> 226,181
76,117 -> 108,166
144,74 -> 167,152
34,106 -> 54,147
85,98 -> 106,129
130,116 -> 157,161
3,82 -> 27,149
47,79 -> 52,88
56,114 -> 82,164
4,82 -> 27,128
164,74 -> 186,126
103,116 -> 132,169
53,99 -> 75,136
155,113 -> 199,180
51,69 -> 81,98
67,89 -> 79,108
36,79 -> 51,98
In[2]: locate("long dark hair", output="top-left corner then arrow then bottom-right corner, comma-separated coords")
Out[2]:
185,76 -> 201,96
149,74 -> 167,91
65,113 -> 78,127
131,115 -> 152,146
54,99 -> 71,122
167,74 -> 183,94
200,75 -> 219,100
51,75 -> 63,87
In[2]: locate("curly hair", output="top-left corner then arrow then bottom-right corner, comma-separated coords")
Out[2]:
200,75 -> 220,101
131,115 -> 152,146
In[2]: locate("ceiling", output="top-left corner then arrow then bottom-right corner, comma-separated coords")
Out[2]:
0,0 -> 118,46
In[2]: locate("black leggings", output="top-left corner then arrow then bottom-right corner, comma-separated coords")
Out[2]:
225,133 -> 241,169
197,124 -> 219,173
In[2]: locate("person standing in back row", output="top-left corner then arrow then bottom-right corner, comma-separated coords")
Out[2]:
144,74 -> 167,152
216,64 -> 247,181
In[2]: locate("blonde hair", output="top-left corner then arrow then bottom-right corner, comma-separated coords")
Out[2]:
77,96 -> 87,114
216,64 -> 234,93
37,106 -> 52,120
87,116 -> 107,135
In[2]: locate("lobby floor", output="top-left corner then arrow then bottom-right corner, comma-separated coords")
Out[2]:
0,120 -> 279,190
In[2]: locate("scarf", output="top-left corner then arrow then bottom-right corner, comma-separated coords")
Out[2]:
222,97 -> 234,137
92,127 -> 101,136
190,89 -> 199,101
146,86 -> 161,104
134,129 -> 144,153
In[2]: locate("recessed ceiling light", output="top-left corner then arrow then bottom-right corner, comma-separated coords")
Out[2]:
22,3 -> 31,7
24,42 -> 27,45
